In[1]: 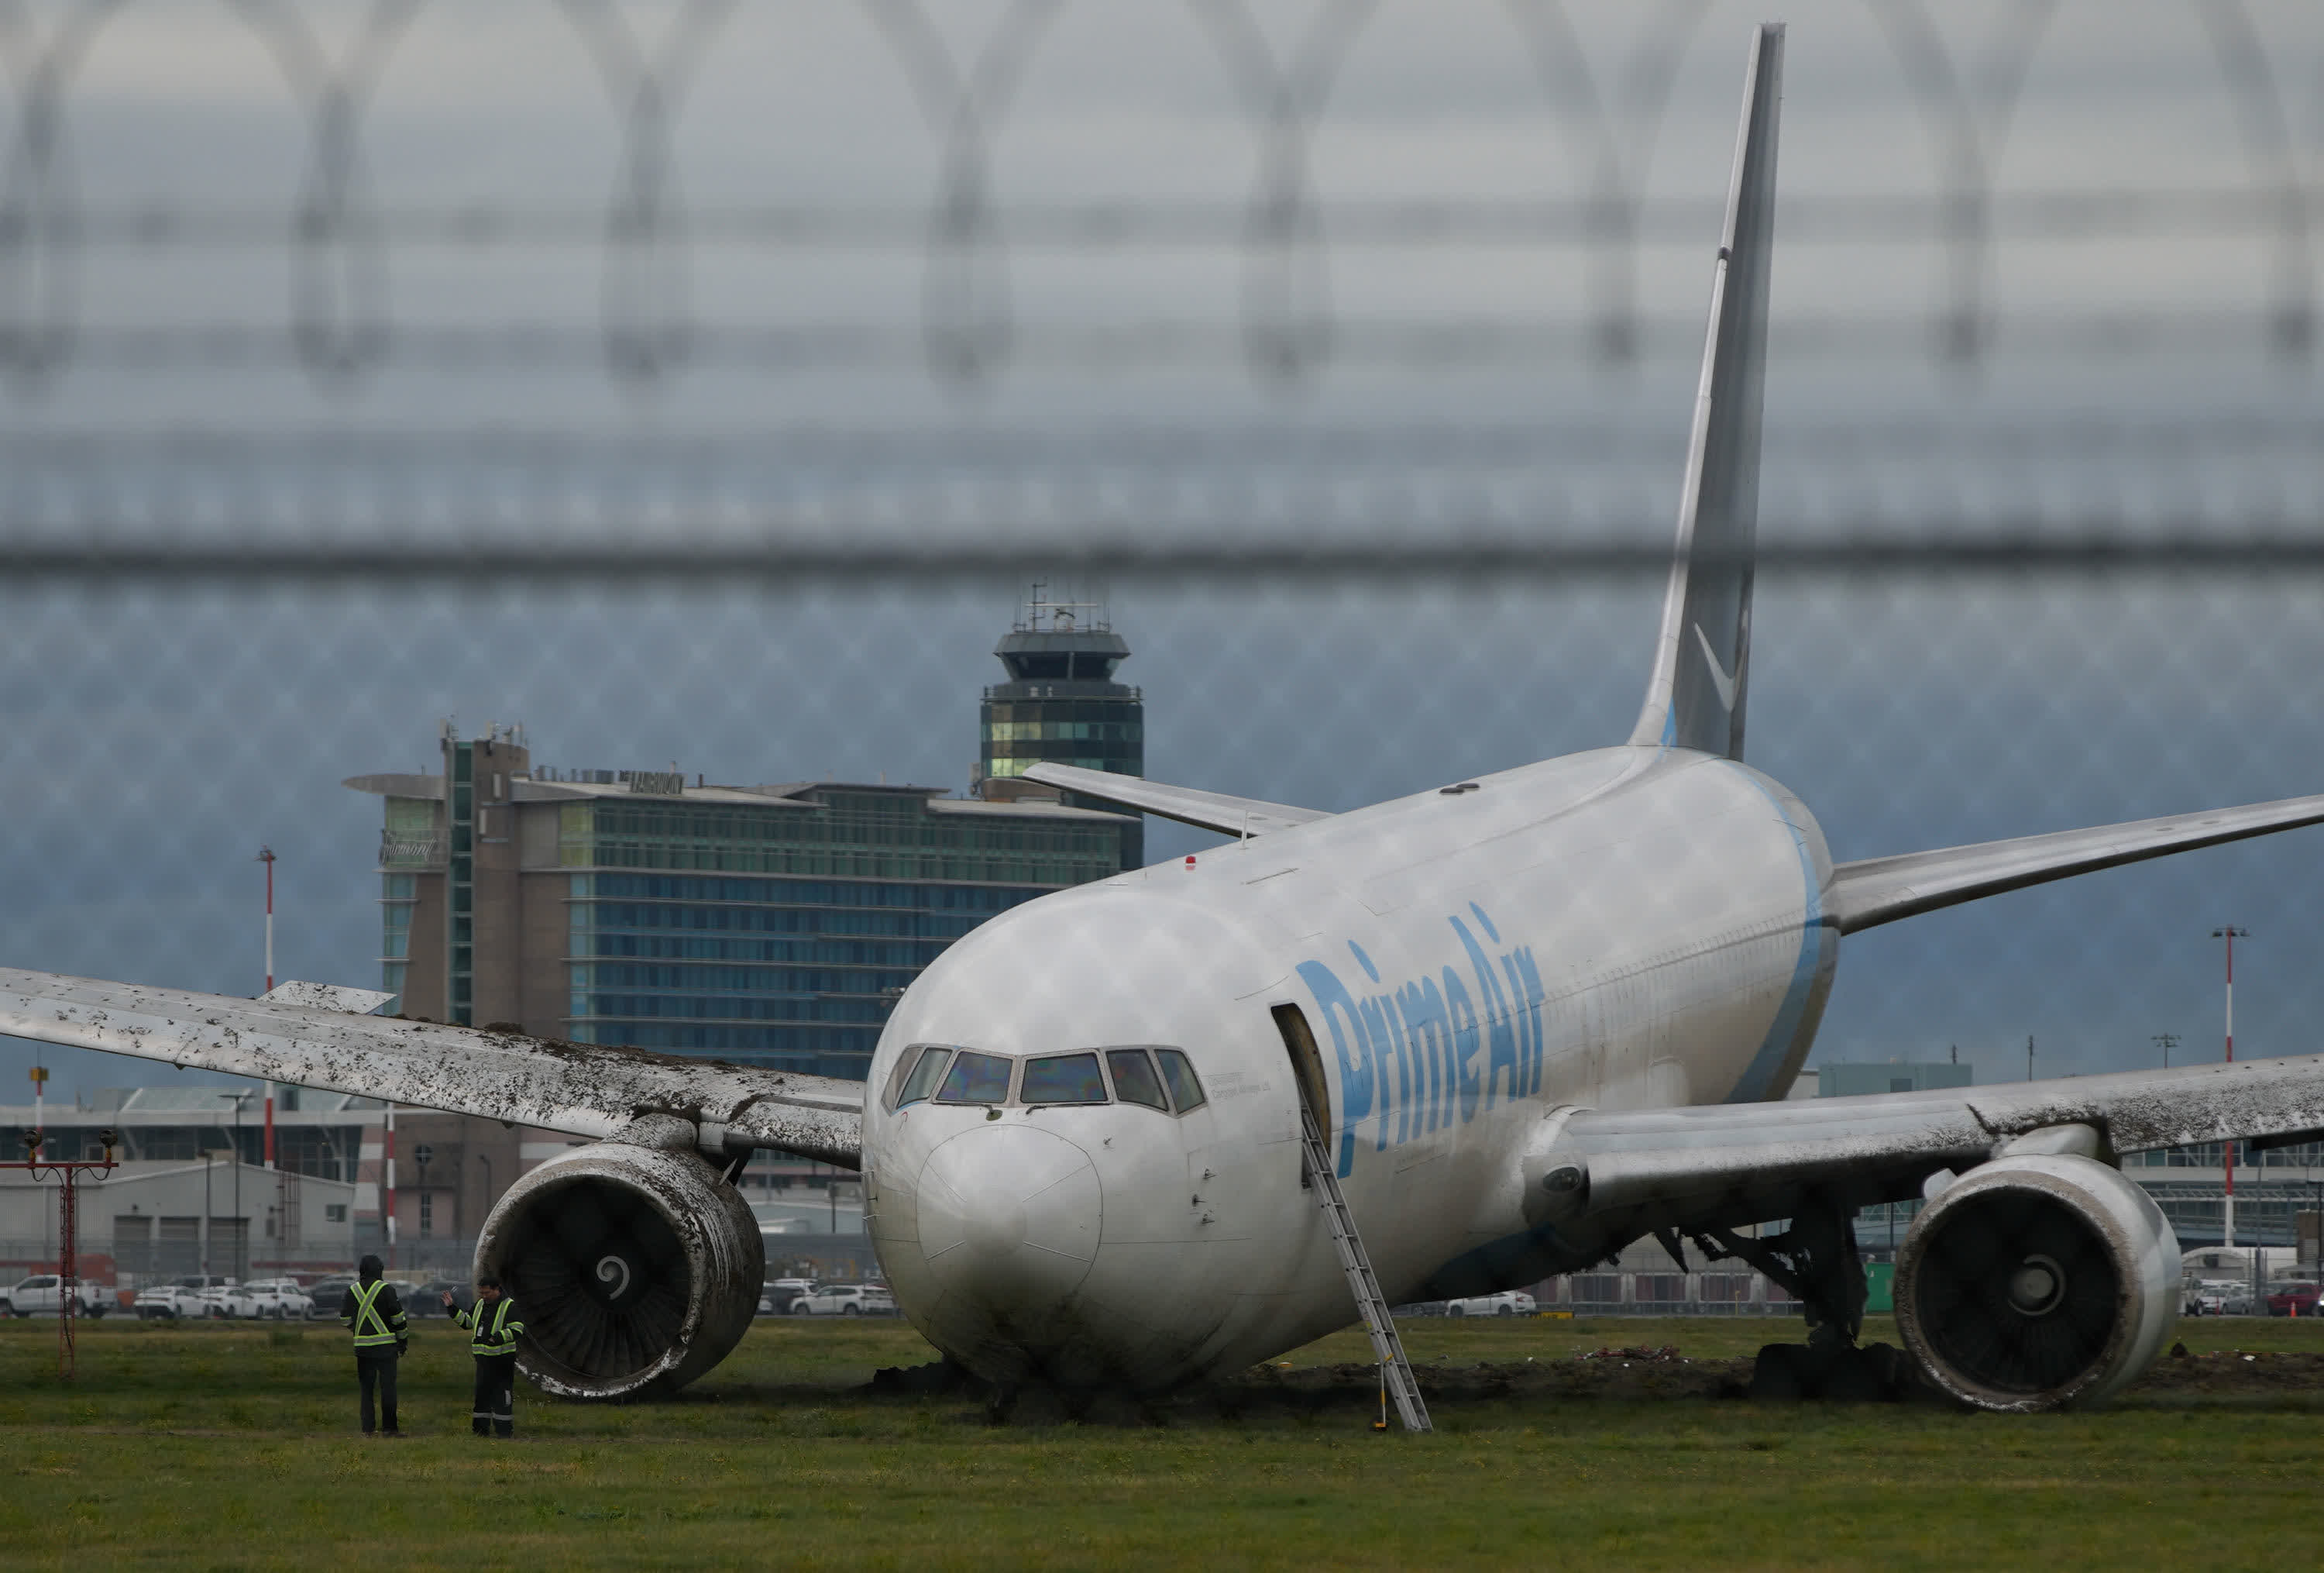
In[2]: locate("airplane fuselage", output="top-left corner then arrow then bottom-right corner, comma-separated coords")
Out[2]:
863,745 -> 1837,1393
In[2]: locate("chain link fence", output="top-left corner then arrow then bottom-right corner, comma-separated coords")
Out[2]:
1,2 -> 2322,1298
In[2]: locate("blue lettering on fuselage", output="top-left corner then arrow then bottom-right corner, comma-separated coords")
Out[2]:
1295,904 -> 1548,1176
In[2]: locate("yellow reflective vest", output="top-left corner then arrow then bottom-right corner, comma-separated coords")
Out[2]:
455,1294 -> 524,1357
342,1280 -> 408,1353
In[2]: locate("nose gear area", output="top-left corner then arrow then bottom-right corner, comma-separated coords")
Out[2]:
918,1123 -> 1103,1312
868,1036 -> 1291,1394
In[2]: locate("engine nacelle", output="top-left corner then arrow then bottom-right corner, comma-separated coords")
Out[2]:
476,1127 -> 764,1401
1895,1152 -> 2178,1412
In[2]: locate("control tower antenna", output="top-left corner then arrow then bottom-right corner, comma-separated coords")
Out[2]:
1017,579 -> 1110,635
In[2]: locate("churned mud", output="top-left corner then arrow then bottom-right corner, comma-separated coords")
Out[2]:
869,1340 -> 2324,1423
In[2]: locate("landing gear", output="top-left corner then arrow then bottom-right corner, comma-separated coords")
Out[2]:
1690,1193 -> 1919,1402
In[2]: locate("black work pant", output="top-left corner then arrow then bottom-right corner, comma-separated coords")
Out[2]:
356,1353 -> 400,1434
472,1352 -> 517,1437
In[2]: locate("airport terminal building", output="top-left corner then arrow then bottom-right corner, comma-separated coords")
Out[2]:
348,727 -> 1136,1081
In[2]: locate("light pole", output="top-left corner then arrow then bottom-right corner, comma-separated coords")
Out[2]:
383,1100 -> 397,1270
2213,927 -> 2250,1248
414,1143 -> 432,1250
222,1091 -> 252,1280
2154,1031 -> 2179,1069
257,846 -> 276,1169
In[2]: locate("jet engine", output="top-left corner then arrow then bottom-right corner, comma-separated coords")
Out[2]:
475,1118 -> 765,1401
1893,1151 -> 2178,1412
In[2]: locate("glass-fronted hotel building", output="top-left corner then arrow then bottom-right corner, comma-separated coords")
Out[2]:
349,725 -> 1136,1081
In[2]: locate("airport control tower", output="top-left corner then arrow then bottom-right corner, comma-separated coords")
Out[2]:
975,585 -> 1144,869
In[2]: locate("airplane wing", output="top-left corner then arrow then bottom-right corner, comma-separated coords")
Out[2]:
1021,762 -> 1331,838
1558,1053 -> 2324,1237
1826,790 -> 2324,934
0,968 -> 862,1166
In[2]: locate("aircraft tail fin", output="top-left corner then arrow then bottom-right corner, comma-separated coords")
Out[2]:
1628,24 -> 1783,760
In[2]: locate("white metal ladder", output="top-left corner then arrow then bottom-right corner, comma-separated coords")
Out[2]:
1296,1103 -> 1432,1433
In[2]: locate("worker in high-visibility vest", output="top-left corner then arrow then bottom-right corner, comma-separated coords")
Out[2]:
339,1254 -> 410,1436
444,1274 -> 526,1437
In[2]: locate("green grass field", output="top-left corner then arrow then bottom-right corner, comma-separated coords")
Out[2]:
6,1313 -> 2324,1569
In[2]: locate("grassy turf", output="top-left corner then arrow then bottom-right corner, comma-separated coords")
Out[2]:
5,1314 -> 2324,1569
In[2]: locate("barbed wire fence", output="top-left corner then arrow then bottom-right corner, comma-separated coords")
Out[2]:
0,0 -> 2312,392
0,0 -> 2319,1108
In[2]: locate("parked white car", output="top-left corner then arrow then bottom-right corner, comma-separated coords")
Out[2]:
133,1275 -> 236,1320
758,1277 -> 816,1316
198,1282 -> 267,1319
788,1282 -> 896,1317
1446,1290 -> 1537,1317
242,1278 -> 315,1320
0,1274 -> 113,1317
2185,1281 -> 2255,1317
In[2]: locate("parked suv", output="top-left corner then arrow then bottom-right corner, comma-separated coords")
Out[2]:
2267,1283 -> 2324,1317
134,1275 -> 235,1320
408,1279 -> 466,1317
303,1276 -> 356,1320
1445,1290 -> 1536,1317
242,1279 -> 315,1320
0,1274 -> 112,1317
199,1282 -> 266,1319
789,1282 -> 895,1317
758,1278 -> 816,1316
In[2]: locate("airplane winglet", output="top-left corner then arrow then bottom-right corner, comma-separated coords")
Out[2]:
1628,23 -> 1783,760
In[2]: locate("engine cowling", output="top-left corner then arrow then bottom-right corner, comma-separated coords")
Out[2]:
1894,1152 -> 2178,1412
476,1125 -> 764,1401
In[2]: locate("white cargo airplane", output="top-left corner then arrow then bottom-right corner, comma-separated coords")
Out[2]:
9,24 -> 2324,1416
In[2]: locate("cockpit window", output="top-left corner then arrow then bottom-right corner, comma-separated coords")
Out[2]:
934,1051 -> 1013,1104
901,1045 -> 1198,1112
1155,1048 -> 1207,1112
1105,1048 -> 1169,1111
896,1045 -> 952,1107
1020,1052 -> 1108,1104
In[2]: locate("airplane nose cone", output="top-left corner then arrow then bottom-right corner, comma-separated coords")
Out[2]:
917,1124 -> 1101,1316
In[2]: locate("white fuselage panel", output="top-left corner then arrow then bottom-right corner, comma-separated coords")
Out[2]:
863,746 -> 1837,1392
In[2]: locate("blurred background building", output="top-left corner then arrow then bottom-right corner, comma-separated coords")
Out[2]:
349,719 -> 1133,1076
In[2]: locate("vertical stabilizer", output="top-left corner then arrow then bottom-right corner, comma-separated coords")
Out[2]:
1628,24 -> 1783,760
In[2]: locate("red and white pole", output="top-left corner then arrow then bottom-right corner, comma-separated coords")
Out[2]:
259,846 -> 276,1169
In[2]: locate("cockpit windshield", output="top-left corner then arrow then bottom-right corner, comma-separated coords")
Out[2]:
1154,1048 -> 1207,1112
1105,1048 -> 1168,1110
934,1051 -> 1013,1104
889,1043 -> 1206,1115
1020,1052 -> 1107,1104
896,1045 -> 952,1107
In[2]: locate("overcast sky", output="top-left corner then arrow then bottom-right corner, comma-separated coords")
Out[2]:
2,0 -> 2322,1103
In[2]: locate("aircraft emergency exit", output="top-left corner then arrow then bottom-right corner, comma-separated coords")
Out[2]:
10,23 -> 2324,1416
